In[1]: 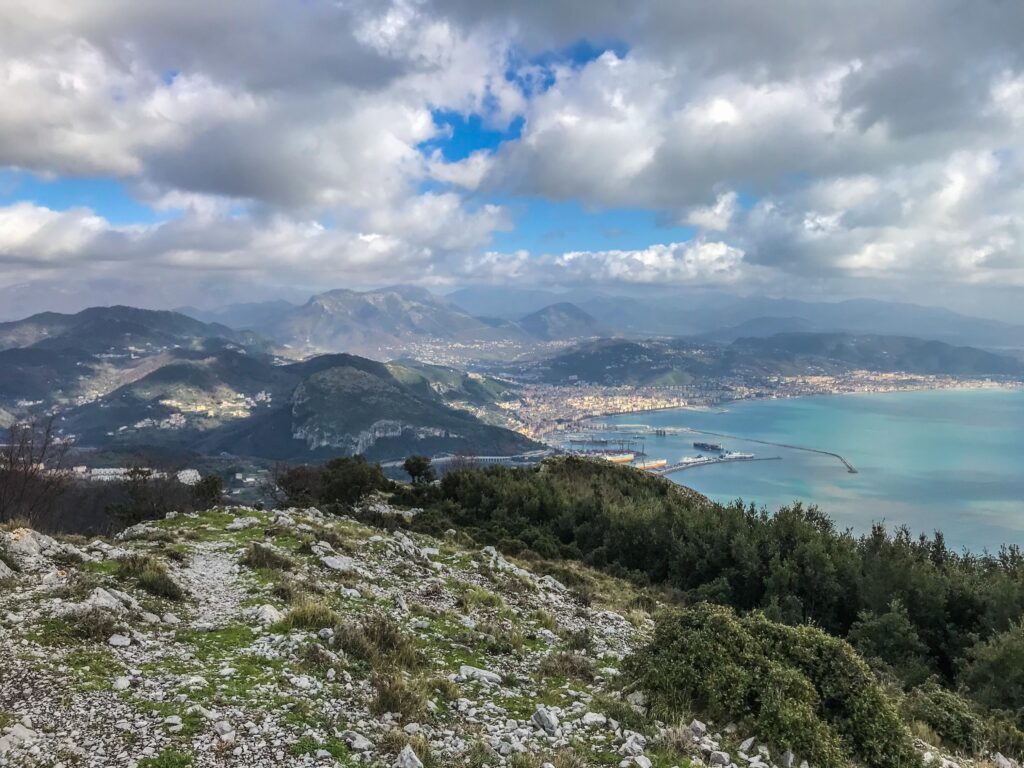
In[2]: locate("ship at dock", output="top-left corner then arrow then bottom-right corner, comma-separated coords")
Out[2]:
602,453 -> 635,464
634,458 -> 668,470
693,441 -> 723,452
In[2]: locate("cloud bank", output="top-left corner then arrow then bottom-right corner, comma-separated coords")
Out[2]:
1,0 -> 1023,314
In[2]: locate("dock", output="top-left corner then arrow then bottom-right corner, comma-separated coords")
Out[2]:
650,455 -> 782,475
586,422 -> 858,473
681,428 -> 858,473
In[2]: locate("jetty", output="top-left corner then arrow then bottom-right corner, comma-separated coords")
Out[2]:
682,428 -> 858,473
587,422 -> 858,473
650,454 -> 782,475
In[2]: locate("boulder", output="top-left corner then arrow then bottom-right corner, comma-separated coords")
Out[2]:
341,730 -> 374,752
394,745 -> 423,768
709,751 -> 730,766
321,555 -> 357,572
531,705 -> 559,735
225,516 -> 259,532
459,665 -> 502,686
689,719 -> 707,738
253,604 -> 285,626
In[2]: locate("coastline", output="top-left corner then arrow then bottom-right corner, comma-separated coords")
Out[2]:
579,378 -> 1023,428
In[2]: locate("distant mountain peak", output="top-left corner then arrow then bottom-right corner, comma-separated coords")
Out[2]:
518,302 -> 605,341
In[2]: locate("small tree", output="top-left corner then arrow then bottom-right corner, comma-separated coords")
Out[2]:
403,455 -> 436,486
192,475 -> 224,510
0,417 -> 73,525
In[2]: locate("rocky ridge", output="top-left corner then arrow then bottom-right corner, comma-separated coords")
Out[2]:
0,508 -> 1004,768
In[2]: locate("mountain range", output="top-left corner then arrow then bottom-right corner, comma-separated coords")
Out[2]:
447,287 -> 1024,350
182,286 -> 607,354
527,333 -> 1024,386
0,305 -> 536,460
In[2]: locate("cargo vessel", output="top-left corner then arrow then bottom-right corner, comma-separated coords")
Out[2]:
693,441 -> 723,452
602,453 -> 635,464
634,458 -> 668,470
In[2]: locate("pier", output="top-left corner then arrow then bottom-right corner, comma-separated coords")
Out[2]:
588,422 -> 858,473
650,455 -> 782,475
683,428 -> 858,473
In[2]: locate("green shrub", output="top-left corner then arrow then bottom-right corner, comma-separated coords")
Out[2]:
960,622 -> 1024,714
902,683 -> 983,753
625,603 -> 921,768
68,607 -> 121,641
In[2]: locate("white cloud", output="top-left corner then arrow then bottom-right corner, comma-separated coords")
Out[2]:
2,0 -> 1024,308
685,192 -> 738,231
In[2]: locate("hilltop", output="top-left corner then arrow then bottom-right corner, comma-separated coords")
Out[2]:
0,500 -> 995,768
2,456 -> 1023,768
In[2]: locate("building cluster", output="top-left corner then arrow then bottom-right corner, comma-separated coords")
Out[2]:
71,467 -> 202,485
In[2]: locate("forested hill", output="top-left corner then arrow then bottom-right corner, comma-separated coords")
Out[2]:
353,455 -> 1023,762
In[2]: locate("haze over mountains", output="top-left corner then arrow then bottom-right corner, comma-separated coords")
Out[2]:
447,287 -> 1024,350
1,285 -> 1020,464
176,285 -> 1024,356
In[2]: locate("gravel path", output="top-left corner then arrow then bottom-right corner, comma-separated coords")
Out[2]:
176,542 -> 244,626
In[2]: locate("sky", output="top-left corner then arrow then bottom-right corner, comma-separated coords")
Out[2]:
1,0 -> 1024,321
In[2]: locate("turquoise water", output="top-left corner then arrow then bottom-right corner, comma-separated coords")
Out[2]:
603,388 -> 1024,552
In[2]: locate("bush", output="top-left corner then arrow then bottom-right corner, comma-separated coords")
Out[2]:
625,604 -> 921,768
960,622 -> 1024,715
277,456 -> 392,507
68,607 -> 121,641
902,683 -> 983,753
191,476 -> 223,510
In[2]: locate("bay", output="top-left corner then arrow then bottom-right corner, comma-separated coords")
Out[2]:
602,388 -> 1024,552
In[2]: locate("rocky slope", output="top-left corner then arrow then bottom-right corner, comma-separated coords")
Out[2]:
0,508 -> 1001,768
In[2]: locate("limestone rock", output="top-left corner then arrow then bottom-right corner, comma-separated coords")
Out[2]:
395,744 -> 423,768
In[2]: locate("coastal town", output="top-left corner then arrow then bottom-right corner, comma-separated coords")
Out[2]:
497,371 -> 1022,444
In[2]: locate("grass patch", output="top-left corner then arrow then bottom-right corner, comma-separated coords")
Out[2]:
117,554 -> 185,601
477,618 -> 525,655
240,542 -> 295,572
138,749 -> 194,768
335,615 -> 422,670
275,599 -> 340,631
539,651 -> 595,681
531,609 -> 558,632
288,736 -> 350,759
371,673 -> 427,718
456,584 -> 505,612
377,732 -> 440,768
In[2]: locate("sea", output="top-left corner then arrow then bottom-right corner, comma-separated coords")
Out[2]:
600,388 -> 1024,553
